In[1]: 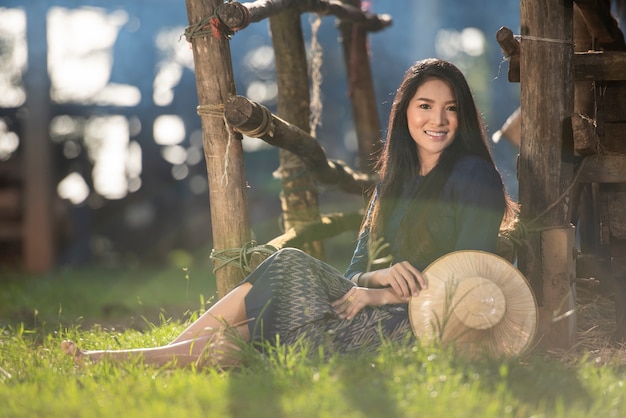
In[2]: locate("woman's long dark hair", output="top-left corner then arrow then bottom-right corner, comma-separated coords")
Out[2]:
364,58 -> 517,258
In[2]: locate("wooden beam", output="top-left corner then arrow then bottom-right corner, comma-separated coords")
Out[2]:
185,0 -> 252,297
224,95 -> 375,194
574,51 -> 626,81
518,0 -> 576,350
573,0 -> 626,48
498,50 -> 626,83
577,155 -> 626,183
217,0 -> 392,34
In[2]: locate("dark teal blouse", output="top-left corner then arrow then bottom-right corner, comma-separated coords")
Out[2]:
344,155 -> 506,278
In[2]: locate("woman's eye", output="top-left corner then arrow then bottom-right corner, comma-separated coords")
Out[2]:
419,104 -> 431,110
447,106 -> 457,112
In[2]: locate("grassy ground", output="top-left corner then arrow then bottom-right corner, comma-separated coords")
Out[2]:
1,260 -> 625,418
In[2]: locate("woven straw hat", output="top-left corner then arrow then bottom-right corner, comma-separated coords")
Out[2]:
409,250 -> 537,358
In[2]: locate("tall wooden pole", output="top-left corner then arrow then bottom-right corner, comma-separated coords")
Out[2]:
185,0 -> 251,297
338,0 -> 383,174
23,2 -> 55,273
518,0 -> 576,349
269,9 -> 324,259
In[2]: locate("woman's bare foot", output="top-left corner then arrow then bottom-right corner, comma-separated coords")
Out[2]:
61,340 -> 90,365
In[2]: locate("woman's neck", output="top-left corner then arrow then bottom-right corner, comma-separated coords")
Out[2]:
418,153 -> 439,176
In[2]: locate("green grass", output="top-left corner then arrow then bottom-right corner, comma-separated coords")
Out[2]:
1,263 -> 625,417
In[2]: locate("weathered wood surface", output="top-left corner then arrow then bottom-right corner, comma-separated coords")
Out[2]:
500,50 -> 626,82
574,0 -> 626,47
186,0 -> 252,297
594,82 -> 626,122
574,51 -> 626,80
337,0 -> 383,174
572,113 -> 600,155
518,0 -> 576,349
496,26 -> 520,82
217,0 -> 392,34
269,9 -> 324,259
224,95 -> 375,193
577,155 -> 626,183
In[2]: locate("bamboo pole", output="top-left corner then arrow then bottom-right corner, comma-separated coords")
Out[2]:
185,0 -> 251,297
269,9 -> 324,259
518,0 -> 576,349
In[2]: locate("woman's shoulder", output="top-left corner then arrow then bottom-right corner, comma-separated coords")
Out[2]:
452,154 -> 497,176
447,155 -> 503,191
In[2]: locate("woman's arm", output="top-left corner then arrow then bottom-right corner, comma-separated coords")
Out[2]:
344,191 -> 379,281
331,287 -> 408,320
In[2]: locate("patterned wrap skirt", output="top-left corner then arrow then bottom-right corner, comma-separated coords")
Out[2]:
243,248 -> 414,353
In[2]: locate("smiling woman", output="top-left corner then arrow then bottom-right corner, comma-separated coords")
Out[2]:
61,58 -> 521,368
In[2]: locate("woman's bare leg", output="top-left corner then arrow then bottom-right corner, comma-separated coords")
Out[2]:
62,283 -> 253,368
170,282 -> 252,344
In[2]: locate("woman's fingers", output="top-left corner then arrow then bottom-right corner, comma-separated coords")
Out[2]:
389,262 -> 428,299
332,288 -> 363,320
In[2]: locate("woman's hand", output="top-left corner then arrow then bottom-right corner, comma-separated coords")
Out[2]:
332,287 -> 371,320
367,261 -> 427,301
332,287 -> 403,320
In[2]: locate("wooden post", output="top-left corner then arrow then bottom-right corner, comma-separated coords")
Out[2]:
518,0 -> 576,349
185,0 -> 251,297
269,9 -> 324,259
338,0 -> 383,174
22,3 -> 55,273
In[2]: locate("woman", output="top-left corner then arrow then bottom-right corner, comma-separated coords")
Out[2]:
62,58 -> 517,368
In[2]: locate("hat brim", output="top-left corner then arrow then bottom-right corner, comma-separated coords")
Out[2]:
409,250 -> 538,358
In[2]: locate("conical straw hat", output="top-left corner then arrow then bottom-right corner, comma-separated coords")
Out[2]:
409,250 -> 537,358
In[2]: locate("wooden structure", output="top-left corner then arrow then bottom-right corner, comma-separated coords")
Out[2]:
184,0 -> 387,297
497,0 -> 626,347
185,0 -> 626,348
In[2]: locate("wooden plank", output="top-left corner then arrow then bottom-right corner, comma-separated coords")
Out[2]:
577,155 -> 626,183
519,0 -> 576,349
185,0 -> 251,297
574,51 -> 626,81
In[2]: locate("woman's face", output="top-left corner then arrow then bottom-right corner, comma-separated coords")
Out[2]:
406,78 -> 458,173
